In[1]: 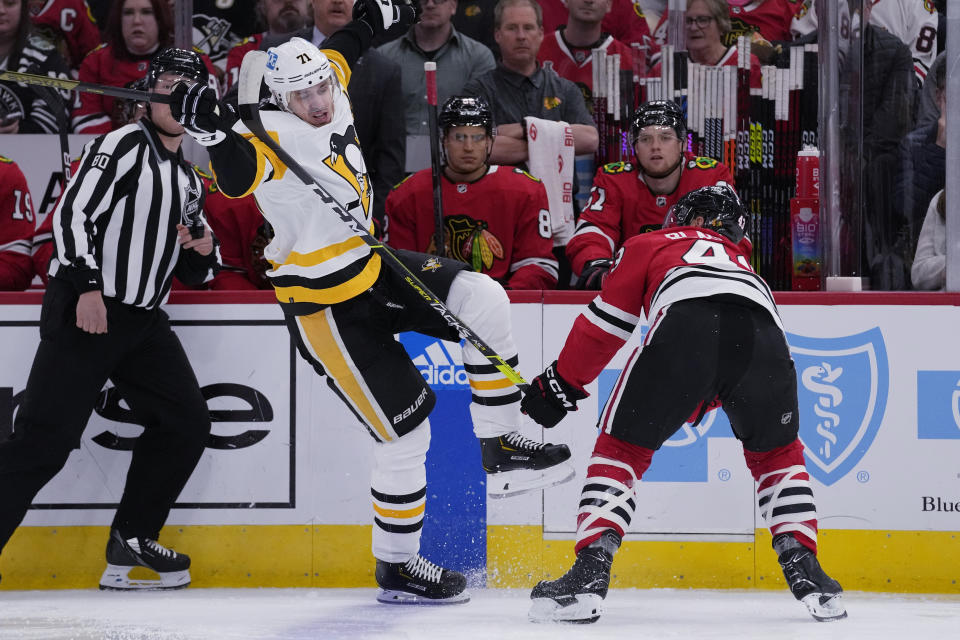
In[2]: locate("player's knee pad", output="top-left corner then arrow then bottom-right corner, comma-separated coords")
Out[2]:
743,438 -> 818,553
575,433 -> 655,554
446,271 -> 514,351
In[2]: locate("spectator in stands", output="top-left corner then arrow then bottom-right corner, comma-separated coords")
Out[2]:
190,0 -> 262,79
223,0 -> 312,92
463,0 -> 597,166
539,0 -> 653,54
537,0 -> 634,110
386,95 -> 559,289
893,56 -> 945,283
868,0 -> 938,87
916,51 -> 944,127
453,0 -> 498,57
377,0 -> 495,173
0,0 -> 72,134
911,189 -> 947,290
649,0 -> 761,89
566,100 -> 733,289
27,0 -> 101,72
72,0 -> 217,134
0,154 -> 35,290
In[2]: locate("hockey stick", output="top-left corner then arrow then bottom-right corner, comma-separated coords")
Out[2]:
0,69 -> 172,104
424,61 -> 446,257
31,83 -> 72,186
236,50 -> 528,389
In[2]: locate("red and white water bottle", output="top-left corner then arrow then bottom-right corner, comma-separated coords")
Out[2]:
791,146 -> 821,290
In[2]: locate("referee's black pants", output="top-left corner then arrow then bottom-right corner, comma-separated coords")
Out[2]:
0,278 -> 211,554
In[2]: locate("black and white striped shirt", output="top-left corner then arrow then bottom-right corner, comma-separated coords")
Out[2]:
50,120 -> 220,309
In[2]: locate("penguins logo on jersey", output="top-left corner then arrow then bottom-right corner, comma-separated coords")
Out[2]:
323,125 -> 370,214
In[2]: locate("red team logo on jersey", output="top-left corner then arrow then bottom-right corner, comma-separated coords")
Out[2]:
445,215 -> 505,272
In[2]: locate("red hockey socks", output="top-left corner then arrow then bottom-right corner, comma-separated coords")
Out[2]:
743,438 -> 818,554
574,433 -> 655,554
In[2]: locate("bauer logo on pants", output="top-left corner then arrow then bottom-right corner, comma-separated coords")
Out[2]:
787,328 -> 889,486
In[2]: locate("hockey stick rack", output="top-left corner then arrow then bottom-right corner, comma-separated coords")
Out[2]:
236,50 -> 528,390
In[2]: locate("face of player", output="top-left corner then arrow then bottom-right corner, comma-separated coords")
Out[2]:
419,0 -> 457,30
263,0 -> 311,35
495,5 -> 544,73
0,0 -> 20,45
149,72 -> 188,139
122,0 -> 160,56
566,0 -> 611,26
287,79 -> 335,127
685,0 -> 722,52
634,125 -> 683,178
443,125 -> 491,176
312,0 -> 353,36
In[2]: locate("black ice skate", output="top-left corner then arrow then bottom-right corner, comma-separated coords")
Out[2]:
99,529 -> 191,591
481,431 -> 574,498
528,531 -> 620,623
375,554 -> 469,605
774,533 -> 847,621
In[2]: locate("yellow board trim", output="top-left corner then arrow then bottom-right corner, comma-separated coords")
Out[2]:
468,377 -> 515,391
297,307 -> 391,440
372,502 -> 426,519
3,525 -> 958,593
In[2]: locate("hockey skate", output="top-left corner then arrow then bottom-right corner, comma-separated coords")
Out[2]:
481,431 -> 574,498
375,554 -> 469,605
774,533 -> 847,621
528,531 -> 619,623
99,529 -> 191,591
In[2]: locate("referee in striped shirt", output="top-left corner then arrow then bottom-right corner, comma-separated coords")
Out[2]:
0,49 -> 221,589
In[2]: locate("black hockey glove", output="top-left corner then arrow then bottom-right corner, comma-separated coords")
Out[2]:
170,82 -> 228,146
575,258 -> 613,290
521,361 -> 587,428
353,0 -> 420,38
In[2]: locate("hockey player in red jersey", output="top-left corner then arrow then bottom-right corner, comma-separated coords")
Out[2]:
27,0 -> 101,71
566,99 -> 734,288
522,185 -> 847,624
538,0 -> 654,54
386,95 -> 559,290
0,156 -> 36,291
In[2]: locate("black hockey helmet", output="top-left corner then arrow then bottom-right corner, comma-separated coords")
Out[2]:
664,185 -> 747,243
147,47 -> 208,88
630,99 -> 686,145
438,95 -> 496,138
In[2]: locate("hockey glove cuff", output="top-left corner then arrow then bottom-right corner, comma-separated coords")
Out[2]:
354,0 -> 419,37
171,82 -> 228,147
575,258 -> 612,290
521,360 -> 587,428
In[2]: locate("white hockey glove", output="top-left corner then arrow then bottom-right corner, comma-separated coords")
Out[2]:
353,0 -> 420,37
170,82 -> 228,147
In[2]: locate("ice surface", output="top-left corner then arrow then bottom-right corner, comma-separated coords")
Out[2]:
1,587 -> 958,639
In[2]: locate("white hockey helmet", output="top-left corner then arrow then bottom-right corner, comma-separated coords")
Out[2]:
263,37 -> 337,111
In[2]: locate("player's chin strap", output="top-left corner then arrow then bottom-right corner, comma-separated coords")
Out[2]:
236,51 -> 529,392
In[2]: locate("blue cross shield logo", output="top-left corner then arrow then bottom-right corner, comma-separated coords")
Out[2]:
787,328 -> 889,486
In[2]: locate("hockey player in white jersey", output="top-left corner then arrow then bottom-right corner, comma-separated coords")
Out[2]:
170,0 -> 575,604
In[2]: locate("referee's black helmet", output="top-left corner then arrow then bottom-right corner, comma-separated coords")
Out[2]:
147,48 -> 208,88
664,185 -> 747,243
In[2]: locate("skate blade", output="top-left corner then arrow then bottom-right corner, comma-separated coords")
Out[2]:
487,462 -> 576,498
99,565 -> 191,591
801,592 -> 847,621
376,589 -> 470,605
529,594 -> 603,623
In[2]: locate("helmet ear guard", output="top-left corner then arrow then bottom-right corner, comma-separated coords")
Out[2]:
663,185 -> 747,244
263,37 -> 338,112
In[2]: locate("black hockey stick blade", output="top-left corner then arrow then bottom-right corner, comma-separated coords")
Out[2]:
0,69 -> 172,104
236,51 -> 528,390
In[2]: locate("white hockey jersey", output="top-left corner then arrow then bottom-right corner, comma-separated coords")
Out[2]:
230,49 -> 380,309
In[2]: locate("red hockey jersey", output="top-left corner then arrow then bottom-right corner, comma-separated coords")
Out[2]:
537,29 -> 634,107
0,157 -> 37,291
202,183 -> 272,291
385,166 -> 559,289
557,225 -> 779,390
566,153 -> 734,274
223,33 -> 264,93
72,44 -> 219,134
27,0 -> 101,70
725,0 -> 804,45
538,0 -> 654,52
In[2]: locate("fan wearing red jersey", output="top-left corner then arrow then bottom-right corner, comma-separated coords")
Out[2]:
567,99 -> 733,289
539,0 -> 654,53
522,185 -> 846,625
0,156 -> 36,291
725,0 -> 803,45
537,0 -> 634,109
386,95 -> 559,289
27,0 -> 100,71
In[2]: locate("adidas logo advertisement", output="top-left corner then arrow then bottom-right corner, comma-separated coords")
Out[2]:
405,336 -> 469,388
